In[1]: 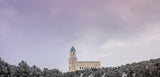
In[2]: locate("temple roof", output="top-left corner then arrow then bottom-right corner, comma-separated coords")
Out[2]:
70,46 -> 76,51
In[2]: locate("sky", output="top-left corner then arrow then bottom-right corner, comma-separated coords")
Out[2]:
0,0 -> 160,72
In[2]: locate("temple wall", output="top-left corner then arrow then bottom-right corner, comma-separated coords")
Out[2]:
75,61 -> 100,70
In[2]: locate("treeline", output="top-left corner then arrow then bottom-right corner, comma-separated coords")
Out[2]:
0,58 -> 160,77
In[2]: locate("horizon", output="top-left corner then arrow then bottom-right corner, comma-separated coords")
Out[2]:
0,0 -> 160,72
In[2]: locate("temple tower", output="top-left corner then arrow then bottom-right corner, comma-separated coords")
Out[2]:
69,44 -> 77,72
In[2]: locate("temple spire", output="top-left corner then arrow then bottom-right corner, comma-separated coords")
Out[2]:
70,43 -> 76,51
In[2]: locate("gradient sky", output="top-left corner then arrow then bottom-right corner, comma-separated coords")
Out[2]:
0,0 -> 160,72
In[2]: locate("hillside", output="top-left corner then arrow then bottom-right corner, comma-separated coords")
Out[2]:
0,58 -> 160,77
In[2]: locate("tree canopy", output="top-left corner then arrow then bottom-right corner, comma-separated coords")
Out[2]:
0,57 -> 160,77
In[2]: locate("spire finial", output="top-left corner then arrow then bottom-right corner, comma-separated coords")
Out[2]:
72,43 -> 74,47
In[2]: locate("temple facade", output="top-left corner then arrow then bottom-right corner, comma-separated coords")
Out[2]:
68,44 -> 100,72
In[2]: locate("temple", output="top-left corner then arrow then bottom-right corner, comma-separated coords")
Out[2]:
68,44 -> 100,72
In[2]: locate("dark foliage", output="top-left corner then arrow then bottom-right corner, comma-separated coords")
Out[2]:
0,57 -> 160,77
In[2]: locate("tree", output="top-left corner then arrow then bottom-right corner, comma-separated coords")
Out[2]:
17,60 -> 31,77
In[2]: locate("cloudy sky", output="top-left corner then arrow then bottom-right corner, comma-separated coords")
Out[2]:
0,0 -> 160,72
